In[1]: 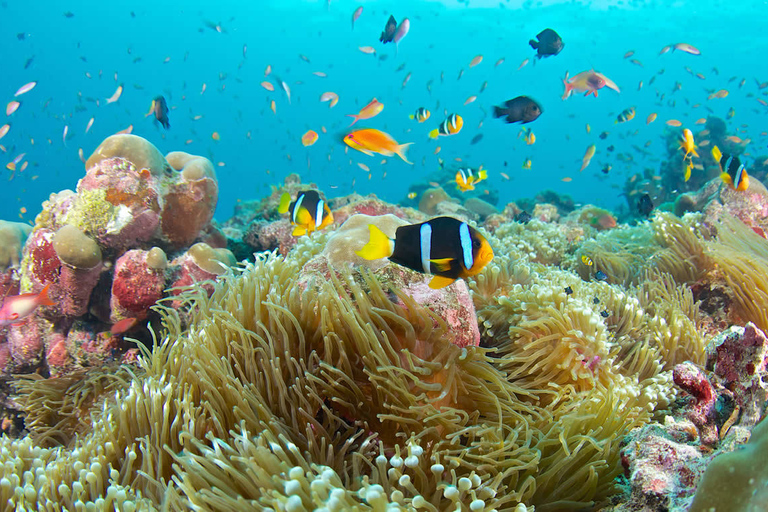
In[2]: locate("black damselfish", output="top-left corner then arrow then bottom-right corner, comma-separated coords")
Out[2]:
493,96 -> 542,124
529,28 -> 564,59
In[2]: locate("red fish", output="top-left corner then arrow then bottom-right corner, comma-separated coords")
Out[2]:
0,284 -> 54,327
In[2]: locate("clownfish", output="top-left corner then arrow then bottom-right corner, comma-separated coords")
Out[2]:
455,166 -> 488,192
356,216 -> 494,289
409,107 -> 430,123
428,114 -> 463,139
615,107 -> 635,124
712,146 -> 749,191
278,190 -> 334,236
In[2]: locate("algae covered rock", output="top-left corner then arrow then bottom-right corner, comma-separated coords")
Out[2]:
0,220 -> 32,271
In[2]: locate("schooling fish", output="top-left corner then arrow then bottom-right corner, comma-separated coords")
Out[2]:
380,15 -> 398,43
356,216 -> 494,289
492,96 -> 542,124
278,190 -> 334,236
529,28 -> 564,59
429,114 -> 463,138
455,166 -> 488,192
562,70 -> 620,99
712,146 -> 748,191
409,107 -> 431,123
615,107 -> 635,123
149,95 -> 170,129
347,98 -> 384,126
0,284 -> 54,328
344,128 -> 413,163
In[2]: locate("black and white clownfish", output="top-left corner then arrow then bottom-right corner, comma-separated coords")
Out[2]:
455,166 -> 488,192
428,114 -> 463,139
355,216 -> 494,289
409,107 -> 431,123
712,145 -> 749,191
278,190 -> 334,236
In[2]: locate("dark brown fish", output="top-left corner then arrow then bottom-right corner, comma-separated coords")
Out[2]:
153,95 -> 170,129
492,96 -> 542,124
529,28 -> 564,58
380,15 -> 397,44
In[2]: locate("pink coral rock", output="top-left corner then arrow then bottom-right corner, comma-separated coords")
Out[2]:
673,361 -> 719,445
111,250 -> 167,321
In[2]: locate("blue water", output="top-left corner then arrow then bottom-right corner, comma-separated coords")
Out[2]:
1,0 -> 766,224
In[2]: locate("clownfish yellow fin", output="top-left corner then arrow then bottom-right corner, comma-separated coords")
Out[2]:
292,226 -> 308,237
278,192 -> 291,214
711,145 -> 722,164
409,114 -> 415,119
478,169 -> 488,180
428,275 -> 457,289
720,172 -> 733,187
430,258 -> 454,272
356,225 -> 394,260
428,129 -> 439,139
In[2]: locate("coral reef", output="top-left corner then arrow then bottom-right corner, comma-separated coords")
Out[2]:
0,220 -> 32,272
1,134 -> 232,398
5,154 -> 768,510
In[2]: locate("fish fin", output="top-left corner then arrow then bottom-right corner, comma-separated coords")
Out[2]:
684,166 -> 692,182
278,193 -> 291,214
429,258 -> 455,272
409,114 -> 415,119
37,283 -> 55,307
355,225 -> 394,260
478,169 -> 488,180
428,275 -> 456,289
492,106 -> 505,118
691,147 -> 699,158
428,129 -> 439,139
357,148 -> 375,157
346,115 -> 359,127
528,39 -> 539,49
395,143 -> 413,164
292,226 -> 308,237
711,145 -> 722,164
720,172 -> 733,187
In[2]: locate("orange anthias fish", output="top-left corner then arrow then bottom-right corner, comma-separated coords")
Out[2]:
344,128 -> 413,164
0,284 -> 55,327
562,70 -> 620,99
347,98 -> 384,126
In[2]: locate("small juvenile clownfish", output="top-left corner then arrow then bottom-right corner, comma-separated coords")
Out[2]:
429,114 -> 463,139
615,107 -> 635,124
278,190 -> 334,236
356,216 -> 494,289
409,107 -> 431,123
712,145 -> 748,191
455,166 -> 488,192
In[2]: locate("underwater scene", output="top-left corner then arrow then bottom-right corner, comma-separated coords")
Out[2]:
2,0 -> 768,510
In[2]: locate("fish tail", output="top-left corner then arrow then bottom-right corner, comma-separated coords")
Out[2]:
395,143 -> 413,164
478,169 -> 488,180
428,129 -> 439,139
561,74 -> 573,100
346,115 -> 359,127
492,106 -> 505,118
37,283 -> 55,307
356,225 -> 394,260
711,145 -> 722,164
409,114 -> 415,120
528,39 -> 539,49
278,192 -> 291,214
